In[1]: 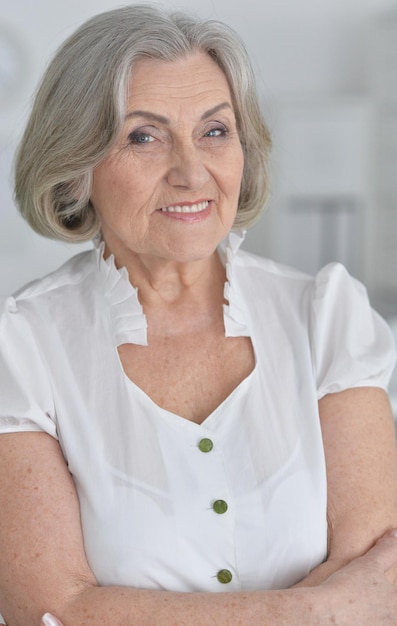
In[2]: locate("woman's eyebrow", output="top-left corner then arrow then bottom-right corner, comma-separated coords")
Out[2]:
125,102 -> 232,124
200,102 -> 232,120
126,110 -> 169,124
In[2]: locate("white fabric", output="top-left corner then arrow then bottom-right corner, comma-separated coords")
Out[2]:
0,231 -> 395,602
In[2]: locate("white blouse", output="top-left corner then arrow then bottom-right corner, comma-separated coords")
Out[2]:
0,232 -> 395,603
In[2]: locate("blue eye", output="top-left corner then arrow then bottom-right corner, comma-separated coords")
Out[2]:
128,132 -> 154,144
204,126 -> 228,138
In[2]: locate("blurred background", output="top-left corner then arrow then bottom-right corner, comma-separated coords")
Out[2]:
1,0 -> 397,410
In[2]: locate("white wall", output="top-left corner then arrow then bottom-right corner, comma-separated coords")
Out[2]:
1,0 -> 397,300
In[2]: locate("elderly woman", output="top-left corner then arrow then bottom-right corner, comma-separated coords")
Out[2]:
1,5 -> 397,625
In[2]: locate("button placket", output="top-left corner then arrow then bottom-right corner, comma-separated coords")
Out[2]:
197,435 -> 235,586
213,496 -> 231,582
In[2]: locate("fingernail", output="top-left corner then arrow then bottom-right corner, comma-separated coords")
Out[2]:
42,614 -> 62,626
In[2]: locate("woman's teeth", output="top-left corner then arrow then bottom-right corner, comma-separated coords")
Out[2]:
160,201 -> 209,213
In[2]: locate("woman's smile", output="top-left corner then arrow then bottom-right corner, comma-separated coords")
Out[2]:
157,200 -> 212,223
159,200 -> 210,214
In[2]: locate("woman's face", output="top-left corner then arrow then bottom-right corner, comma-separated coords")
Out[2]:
90,51 -> 244,268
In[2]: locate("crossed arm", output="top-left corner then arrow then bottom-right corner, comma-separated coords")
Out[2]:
1,387 -> 397,625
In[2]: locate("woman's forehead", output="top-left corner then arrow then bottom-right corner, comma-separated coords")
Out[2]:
126,52 -> 233,111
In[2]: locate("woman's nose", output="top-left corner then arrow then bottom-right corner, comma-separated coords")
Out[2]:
165,141 -> 210,190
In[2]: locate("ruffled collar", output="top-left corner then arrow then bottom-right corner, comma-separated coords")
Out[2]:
94,230 -> 250,347
218,231 -> 251,338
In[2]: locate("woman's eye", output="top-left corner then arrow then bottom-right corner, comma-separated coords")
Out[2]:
128,131 -> 155,145
204,127 -> 227,138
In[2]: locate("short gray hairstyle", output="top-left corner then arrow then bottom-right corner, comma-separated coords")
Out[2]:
14,4 -> 272,242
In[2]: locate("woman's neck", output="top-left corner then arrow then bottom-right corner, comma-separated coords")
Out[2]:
104,242 -> 226,311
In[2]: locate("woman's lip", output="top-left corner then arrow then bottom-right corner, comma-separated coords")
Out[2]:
158,200 -> 211,214
157,200 -> 212,222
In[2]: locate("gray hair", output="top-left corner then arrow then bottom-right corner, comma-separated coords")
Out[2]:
14,4 -> 272,242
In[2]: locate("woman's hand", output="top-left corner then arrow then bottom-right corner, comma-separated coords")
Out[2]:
319,530 -> 397,624
41,614 -> 63,626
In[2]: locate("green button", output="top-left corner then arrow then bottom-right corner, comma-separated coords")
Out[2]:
198,438 -> 213,453
217,569 -> 233,584
213,499 -> 228,514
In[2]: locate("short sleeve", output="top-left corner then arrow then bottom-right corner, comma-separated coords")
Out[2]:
0,296 -> 58,438
311,263 -> 396,399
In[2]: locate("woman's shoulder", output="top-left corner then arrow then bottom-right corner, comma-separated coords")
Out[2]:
12,249 -> 96,300
232,250 -> 384,330
232,248 -> 316,304
233,247 -> 313,280
234,248 -> 363,295
0,249 -> 97,326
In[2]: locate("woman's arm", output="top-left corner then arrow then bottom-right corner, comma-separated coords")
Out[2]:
0,430 -> 320,625
0,431 -> 319,625
41,533 -> 397,626
295,386 -> 397,587
1,386 -> 397,625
